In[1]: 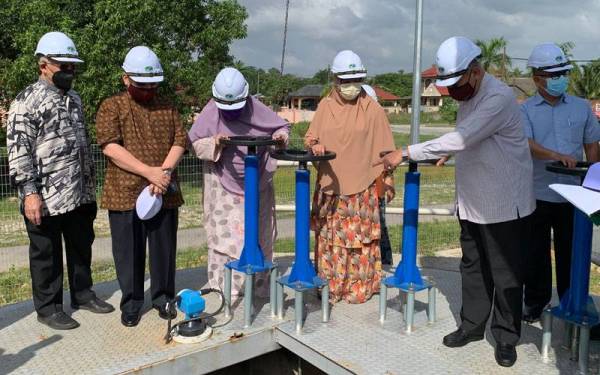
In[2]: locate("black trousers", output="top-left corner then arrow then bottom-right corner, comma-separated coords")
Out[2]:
458,215 -> 530,345
524,200 -> 574,310
379,199 -> 393,264
108,208 -> 178,314
25,202 -> 97,316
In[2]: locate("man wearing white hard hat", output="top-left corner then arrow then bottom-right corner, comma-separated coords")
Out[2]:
7,31 -> 114,330
305,50 -> 396,304
96,46 -> 187,327
520,43 -> 600,324
378,37 -> 534,366
188,67 -> 289,299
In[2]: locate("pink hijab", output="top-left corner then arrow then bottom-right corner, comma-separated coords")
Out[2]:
189,96 -> 289,195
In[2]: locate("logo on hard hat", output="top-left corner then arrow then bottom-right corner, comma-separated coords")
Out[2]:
67,46 -> 76,52
225,94 -> 233,99
349,63 -> 356,68
556,56 -> 563,62
145,66 -> 154,72
438,67 -> 445,73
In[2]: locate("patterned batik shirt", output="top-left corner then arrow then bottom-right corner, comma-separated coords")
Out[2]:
7,79 -> 96,216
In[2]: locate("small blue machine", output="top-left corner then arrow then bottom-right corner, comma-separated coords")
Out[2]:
220,136 -> 280,328
164,288 -> 226,344
541,162 -> 599,375
270,149 -> 336,334
379,159 -> 437,333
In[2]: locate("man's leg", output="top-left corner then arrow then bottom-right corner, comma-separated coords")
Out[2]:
378,199 -> 393,265
147,208 -> 178,309
25,215 -> 64,316
458,219 -> 494,336
523,201 -> 552,320
551,203 -> 574,300
481,216 -> 528,346
62,203 -> 96,305
109,210 -> 146,314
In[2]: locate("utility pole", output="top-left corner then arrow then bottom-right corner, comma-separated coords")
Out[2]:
502,45 -> 507,82
257,70 -> 260,95
280,0 -> 290,76
409,0 -> 424,146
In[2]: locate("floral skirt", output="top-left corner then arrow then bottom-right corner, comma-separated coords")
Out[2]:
311,182 -> 382,304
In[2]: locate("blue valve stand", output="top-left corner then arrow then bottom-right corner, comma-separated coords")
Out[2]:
221,138 -> 278,329
540,162 -> 599,374
270,150 -> 335,334
379,163 -> 437,333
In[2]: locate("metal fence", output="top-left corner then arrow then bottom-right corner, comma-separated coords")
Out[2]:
0,142 -> 459,306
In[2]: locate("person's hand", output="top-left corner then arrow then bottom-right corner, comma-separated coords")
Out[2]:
214,134 -> 229,147
144,166 -> 170,191
149,184 -> 165,196
553,152 -> 577,168
384,185 -> 395,203
311,144 -> 325,156
436,155 -> 451,167
24,193 -> 43,225
373,149 -> 404,170
273,133 -> 287,149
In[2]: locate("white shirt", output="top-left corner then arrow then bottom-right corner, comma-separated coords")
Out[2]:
409,74 -> 535,224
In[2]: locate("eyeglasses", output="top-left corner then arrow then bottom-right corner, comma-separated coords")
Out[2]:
45,59 -> 76,71
338,77 -> 364,84
535,70 -> 570,78
130,81 -> 159,89
213,96 -> 247,105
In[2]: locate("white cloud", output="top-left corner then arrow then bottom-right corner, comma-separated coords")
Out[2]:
230,0 -> 600,77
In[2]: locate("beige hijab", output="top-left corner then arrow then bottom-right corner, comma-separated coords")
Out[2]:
305,88 -> 395,196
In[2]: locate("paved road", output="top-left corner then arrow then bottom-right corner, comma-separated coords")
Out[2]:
0,213 -> 456,272
391,124 -> 455,135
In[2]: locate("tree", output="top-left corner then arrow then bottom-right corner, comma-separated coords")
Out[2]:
0,0 -> 248,141
368,71 -> 412,97
311,68 -> 330,85
439,98 -> 458,123
475,37 -> 511,77
570,60 -> 600,99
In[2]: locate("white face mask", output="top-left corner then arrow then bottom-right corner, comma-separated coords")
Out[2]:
338,82 -> 362,101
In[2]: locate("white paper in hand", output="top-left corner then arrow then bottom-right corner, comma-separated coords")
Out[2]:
136,186 -> 163,220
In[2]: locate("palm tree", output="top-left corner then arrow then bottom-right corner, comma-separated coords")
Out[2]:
571,60 -> 600,99
475,37 -> 511,78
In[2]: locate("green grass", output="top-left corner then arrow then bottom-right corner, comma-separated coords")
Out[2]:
387,112 -> 453,125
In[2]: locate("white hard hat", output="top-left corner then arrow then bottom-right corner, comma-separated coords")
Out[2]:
331,50 -> 367,80
527,43 -> 573,72
136,186 -> 163,220
435,36 -> 482,87
122,46 -> 164,83
362,84 -> 378,102
212,67 -> 249,110
35,32 -> 83,63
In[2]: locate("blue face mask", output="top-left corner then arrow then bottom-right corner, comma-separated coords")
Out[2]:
545,75 -> 569,97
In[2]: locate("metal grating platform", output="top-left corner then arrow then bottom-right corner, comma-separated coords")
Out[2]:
0,256 -> 598,375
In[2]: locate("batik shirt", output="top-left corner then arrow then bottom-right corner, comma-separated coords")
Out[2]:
7,79 -> 96,216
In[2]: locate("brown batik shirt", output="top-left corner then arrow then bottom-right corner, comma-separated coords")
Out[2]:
95,92 -> 187,211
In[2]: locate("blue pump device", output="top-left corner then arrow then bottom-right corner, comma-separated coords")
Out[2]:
177,289 -> 206,319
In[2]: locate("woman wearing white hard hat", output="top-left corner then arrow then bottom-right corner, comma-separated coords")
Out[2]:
304,50 -> 396,304
377,36 -> 535,367
188,67 -> 289,300
96,46 -> 187,327
520,43 -> 600,329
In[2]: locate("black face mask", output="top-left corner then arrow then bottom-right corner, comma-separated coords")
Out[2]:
448,70 -> 476,101
52,70 -> 75,91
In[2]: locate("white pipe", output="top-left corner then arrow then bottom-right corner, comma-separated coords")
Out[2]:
275,204 -> 454,216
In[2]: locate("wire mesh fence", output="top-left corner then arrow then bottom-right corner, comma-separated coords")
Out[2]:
0,141 -> 459,306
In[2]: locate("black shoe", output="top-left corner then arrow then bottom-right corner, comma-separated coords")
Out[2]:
154,304 -> 177,320
72,297 -> 115,314
121,311 -> 141,327
522,305 -> 543,323
37,312 -> 80,330
442,329 -> 484,348
495,343 -> 517,367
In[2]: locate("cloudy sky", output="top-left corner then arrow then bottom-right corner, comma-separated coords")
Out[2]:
230,0 -> 600,77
